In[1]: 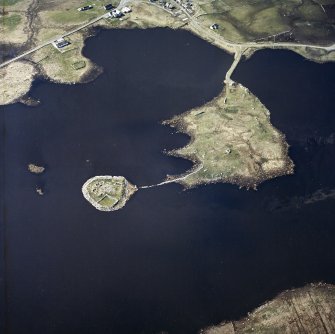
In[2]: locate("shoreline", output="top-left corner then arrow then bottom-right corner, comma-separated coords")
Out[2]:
200,282 -> 335,334
1,25 -> 295,191
1,19 -> 335,106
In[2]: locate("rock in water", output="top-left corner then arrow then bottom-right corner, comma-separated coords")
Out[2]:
28,163 -> 45,174
82,176 -> 137,211
36,187 -> 44,195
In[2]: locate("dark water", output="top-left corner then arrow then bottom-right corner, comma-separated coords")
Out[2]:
1,28 -> 335,334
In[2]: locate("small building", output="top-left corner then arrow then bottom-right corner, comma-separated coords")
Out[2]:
53,38 -> 71,49
210,23 -> 219,30
121,6 -> 132,13
164,2 -> 175,9
77,5 -> 93,11
104,4 -> 114,10
109,9 -> 122,18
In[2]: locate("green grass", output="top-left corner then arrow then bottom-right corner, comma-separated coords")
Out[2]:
255,121 -> 274,141
87,178 -> 125,209
197,0 -> 335,43
0,0 -> 22,6
48,7 -> 104,25
99,196 -> 118,207
168,82 -> 291,187
1,13 -> 21,31
50,48 -> 78,74
39,45 -> 87,82
72,60 -> 86,70
225,106 -> 238,113
104,16 -> 124,27
248,7 -> 290,35
221,114 -> 233,121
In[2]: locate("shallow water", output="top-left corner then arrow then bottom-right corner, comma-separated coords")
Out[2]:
1,28 -> 335,334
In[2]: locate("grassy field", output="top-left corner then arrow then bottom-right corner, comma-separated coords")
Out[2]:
165,82 -> 293,188
32,31 -> 93,83
34,45 -> 90,83
0,0 -> 22,6
0,13 -> 22,31
195,0 -> 335,44
46,7 -> 104,26
35,27 -> 64,43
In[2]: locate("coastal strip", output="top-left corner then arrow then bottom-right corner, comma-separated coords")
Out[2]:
200,283 -> 335,334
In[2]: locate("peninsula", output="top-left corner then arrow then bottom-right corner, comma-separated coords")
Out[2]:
164,81 -> 294,188
82,175 -> 137,211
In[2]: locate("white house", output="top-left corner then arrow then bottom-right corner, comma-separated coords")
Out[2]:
121,6 -> 132,13
109,9 -> 122,18
52,38 -> 70,49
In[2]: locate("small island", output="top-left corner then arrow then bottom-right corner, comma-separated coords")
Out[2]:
165,82 -> 294,189
28,163 -> 45,174
82,176 -> 137,211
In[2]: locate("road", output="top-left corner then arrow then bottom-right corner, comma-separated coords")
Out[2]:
0,0 -> 130,69
0,15 -> 107,69
1,0 -> 335,70
140,163 -> 204,188
172,0 -> 335,53
224,47 -> 243,83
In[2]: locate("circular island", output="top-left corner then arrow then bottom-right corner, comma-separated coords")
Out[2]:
82,176 -> 137,211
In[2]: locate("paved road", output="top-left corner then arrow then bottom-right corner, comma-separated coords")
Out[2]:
0,15 -> 108,69
173,0 -> 335,53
